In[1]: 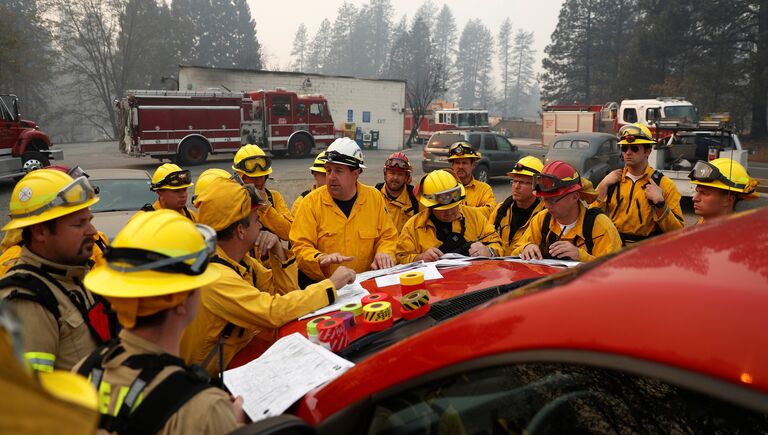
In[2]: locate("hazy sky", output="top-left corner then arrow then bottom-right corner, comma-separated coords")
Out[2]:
247,0 -> 564,73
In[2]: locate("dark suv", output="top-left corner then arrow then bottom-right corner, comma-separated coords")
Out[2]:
422,130 -> 525,182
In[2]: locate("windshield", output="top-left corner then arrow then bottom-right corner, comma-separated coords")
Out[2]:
90,179 -> 154,212
428,133 -> 465,149
664,105 -> 698,124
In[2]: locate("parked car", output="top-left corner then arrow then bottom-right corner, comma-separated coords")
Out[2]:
241,207 -> 768,434
422,130 -> 526,183
544,132 -> 623,186
88,169 -> 154,239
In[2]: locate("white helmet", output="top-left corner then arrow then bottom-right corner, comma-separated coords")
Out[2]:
325,137 -> 366,169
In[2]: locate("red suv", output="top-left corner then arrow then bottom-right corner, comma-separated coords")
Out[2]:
240,208 -> 768,434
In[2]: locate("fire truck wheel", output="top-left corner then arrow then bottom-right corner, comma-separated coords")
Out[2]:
178,138 -> 209,166
288,134 -> 313,158
22,150 -> 50,172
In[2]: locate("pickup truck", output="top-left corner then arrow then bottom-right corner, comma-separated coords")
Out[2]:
649,121 -> 749,197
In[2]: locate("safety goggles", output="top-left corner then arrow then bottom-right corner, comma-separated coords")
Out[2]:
229,173 -> 266,206
325,150 -> 362,167
620,144 -> 643,153
11,176 -> 97,219
513,163 -> 540,174
234,155 -> 272,173
152,170 -> 191,190
448,143 -> 479,158
67,166 -> 90,179
618,125 -> 653,144
422,184 -> 463,206
688,160 -> 747,189
385,158 -> 410,171
105,224 -> 217,276
533,173 -> 580,193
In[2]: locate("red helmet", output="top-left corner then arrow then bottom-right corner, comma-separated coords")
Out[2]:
384,152 -> 412,172
534,160 -> 582,198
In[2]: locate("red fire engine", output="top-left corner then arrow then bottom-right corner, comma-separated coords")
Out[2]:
0,94 -> 62,179
116,89 -> 335,164
404,107 -> 490,143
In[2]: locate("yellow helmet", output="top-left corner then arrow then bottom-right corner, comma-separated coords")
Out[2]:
689,158 -> 759,198
419,170 -> 466,210
507,155 -> 543,177
193,168 -> 231,200
84,210 -> 220,298
233,144 -> 272,177
618,123 -> 655,146
3,169 -> 99,231
447,141 -> 482,160
310,151 -> 327,174
196,177 -> 264,231
150,163 -> 192,191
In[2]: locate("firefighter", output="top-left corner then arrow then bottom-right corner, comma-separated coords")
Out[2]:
77,210 -> 245,434
376,152 -> 422,232
233,144 -> 293,241
0,301 -> 99,434
290,138 -> 398,282
448,141 -> 496,218
144,163 -> 196,221
181,177 -> 355,377
291,151 -> 327,216
513,161 -> 622,261
0,169 -> 119,372
397,169 -> 502,264
489,156 -> 546,256
593,123 -> 684,245
0,165 -> 109,274
689,158 -> 759,224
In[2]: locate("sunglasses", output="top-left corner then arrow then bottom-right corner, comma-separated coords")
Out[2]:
513,163 -> 540,174
448,144 -> 478,157
385,158 -> 410,171
105,224 -> 217,276
533,173 -> 580,193
620,144 -> 643,153
688,160 -> 746,189
422,184 -> 463,206
11,176 -> 97,219
152,170 -> 191,190
234,155 -> 272,173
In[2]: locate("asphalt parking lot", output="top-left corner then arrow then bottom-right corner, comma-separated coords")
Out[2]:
0,140 -> 764,229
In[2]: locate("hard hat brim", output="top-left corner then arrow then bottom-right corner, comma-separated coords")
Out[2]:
38,371 -> 99,411
83,265 -> 220,298
2,197 -> 100,231
690,179 -> 760,199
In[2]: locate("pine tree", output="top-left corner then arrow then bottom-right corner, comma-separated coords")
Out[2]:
325,1 -> 358,75
291,23 -> 309,72
497,18 -> 513,118
510,30 -> 535,117
306,18 -> 332,73
432,5 -> 457,100
454,19 -> 494,109
231,0 -> 262,69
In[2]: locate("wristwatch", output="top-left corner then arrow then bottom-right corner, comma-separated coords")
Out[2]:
653,199 -> 666,209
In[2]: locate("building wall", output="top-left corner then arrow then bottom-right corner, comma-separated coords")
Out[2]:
179,66 -> 406,151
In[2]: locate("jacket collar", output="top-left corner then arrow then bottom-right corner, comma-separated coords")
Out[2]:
20,245 -> 89,281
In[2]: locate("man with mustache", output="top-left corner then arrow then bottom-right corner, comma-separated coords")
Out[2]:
143,163 -> 196,221
376,152 -> 421,232
448,141 -> 496,218
0,169 -> 118,372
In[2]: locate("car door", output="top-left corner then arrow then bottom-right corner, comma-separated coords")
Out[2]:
481,134 -> 500,174
495,134 -> 520,175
